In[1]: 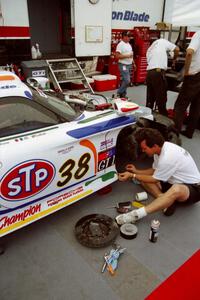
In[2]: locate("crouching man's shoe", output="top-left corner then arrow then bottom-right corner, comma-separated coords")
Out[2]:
163,202 -> 177,216
115,210 -> 139,225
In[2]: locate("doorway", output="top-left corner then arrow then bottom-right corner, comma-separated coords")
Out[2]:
27,0 -> 73,56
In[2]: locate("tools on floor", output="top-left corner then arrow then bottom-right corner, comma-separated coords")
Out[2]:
101,245 -> 126,275
107,197 -> 146,213
107,201 -> 132,213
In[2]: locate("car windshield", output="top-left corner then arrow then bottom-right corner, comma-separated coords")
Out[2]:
0,89 -> 81,138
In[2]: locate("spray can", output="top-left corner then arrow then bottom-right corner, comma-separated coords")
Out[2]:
36,43 -> 42,59
149,220 -> 160,243
31,46 -> 37,59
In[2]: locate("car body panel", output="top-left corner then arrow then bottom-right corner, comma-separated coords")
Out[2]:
0,71 -> 152,237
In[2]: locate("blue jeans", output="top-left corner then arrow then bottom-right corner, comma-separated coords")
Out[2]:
117,63 -> 132,97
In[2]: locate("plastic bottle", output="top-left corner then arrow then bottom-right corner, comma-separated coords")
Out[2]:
149,220 -> 160,243
31,46 -> 37,59
36,43 -> 42,59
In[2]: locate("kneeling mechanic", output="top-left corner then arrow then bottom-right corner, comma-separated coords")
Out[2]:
116,128 -> 200,225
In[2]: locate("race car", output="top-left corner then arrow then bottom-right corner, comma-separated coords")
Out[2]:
0,71 -> 153,237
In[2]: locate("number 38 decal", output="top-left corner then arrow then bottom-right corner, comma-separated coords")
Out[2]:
57,153 -> 91,187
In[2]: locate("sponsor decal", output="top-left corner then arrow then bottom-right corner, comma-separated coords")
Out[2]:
0,84 -> 17,89
0,203 -> 41,230
24,90 -> 33,99
47,186 -> 83,207
31,132 -> 46,138
98,148 -> 115,171
100,138 -> 114,151
32,70 -> 46,77
68,116 -> 135,138
112,11 -> 149,22
57,145 -> 74,155
15,136 -> 29,142
0,160 -> 55,201
85,171 -> 117,186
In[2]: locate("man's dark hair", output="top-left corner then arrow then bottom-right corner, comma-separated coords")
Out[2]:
134,128 -> 165,147
122,31 -> 132,38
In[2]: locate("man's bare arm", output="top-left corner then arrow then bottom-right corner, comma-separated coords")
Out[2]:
184,48 -> 194,76
131,173 -> 159,183
173,46 -> 180,61
115,51 -> 133,60
126,164 -> 155,175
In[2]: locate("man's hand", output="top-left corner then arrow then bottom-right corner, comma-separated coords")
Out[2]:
127,52 -> 133,58
126,164 -> 137,173
171,60 -> 176,70
118,172 -> 132,181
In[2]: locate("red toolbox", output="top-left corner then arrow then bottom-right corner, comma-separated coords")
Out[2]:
92,74 -> 117,91
134,56 -> 147,83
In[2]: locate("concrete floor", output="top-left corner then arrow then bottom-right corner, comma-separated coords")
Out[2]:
0,85 -> 200,300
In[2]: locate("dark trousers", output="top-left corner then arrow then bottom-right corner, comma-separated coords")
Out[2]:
174,72 -> 200,136
146,69 -> 168,115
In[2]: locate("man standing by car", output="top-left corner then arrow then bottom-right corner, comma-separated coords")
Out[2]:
174,30 -> 200,139
115,128 -> 200,225
146,38 -> 179,115
115,31 -> 136,98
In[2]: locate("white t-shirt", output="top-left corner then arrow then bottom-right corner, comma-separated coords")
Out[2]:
116,40 -> 133,65
147,38 -> 176,70
187,31 -> 200,75
152,142 -> 200,184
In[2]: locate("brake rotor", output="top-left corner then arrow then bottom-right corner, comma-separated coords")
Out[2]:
75,214 -> 119,248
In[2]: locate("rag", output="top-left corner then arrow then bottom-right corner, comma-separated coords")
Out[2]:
116,210 -> 139,225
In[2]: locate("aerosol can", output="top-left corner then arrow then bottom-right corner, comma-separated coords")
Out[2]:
31,46 -> 37,59
36,43 -> 42,59
149,220 -> 160,243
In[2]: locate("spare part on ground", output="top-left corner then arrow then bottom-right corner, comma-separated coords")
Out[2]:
120,223 -> 138,239
75,214 -> 119,248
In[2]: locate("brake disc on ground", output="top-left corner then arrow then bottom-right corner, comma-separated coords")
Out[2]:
75,214 -> 119,248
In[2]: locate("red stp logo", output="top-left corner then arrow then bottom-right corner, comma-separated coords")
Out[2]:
0,160 -> 55,201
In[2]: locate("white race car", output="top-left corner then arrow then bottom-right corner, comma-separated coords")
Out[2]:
0,71 -> 152,237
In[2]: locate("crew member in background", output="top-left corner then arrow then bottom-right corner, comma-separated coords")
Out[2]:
115,31 -> 136,98
146,38 -> 179,115
115,128 -> 200,225
173,31 -> 200,139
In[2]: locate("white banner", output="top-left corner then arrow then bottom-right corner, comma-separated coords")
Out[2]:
112,0 -> 164,29
164,0 -> 200,26
0,0 -> 29,26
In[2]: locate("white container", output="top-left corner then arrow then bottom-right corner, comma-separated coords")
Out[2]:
27,76 -> 49,89
31,46 -> 37,60
135,192 -> 148,202
36,43 -> 42,59
92,74 -> 117,81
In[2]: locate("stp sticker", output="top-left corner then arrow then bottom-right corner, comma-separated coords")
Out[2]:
0,160 -> 55,201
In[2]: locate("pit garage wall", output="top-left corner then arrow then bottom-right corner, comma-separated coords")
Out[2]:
0,0 -> 30,39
